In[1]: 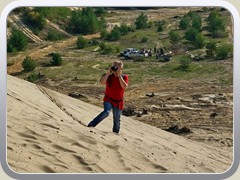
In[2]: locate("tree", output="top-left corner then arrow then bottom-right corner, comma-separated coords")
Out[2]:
185,27 -> 199,41
179,16 -> 190,29
94,7 -> 106,16
207,10 -> 226,37
135,12 -> 148,29
80,8 -> 100,34
22,57 -> 36,72
7,28 -> 28,52
192,14 -> 202,30
69,8 -> 102,34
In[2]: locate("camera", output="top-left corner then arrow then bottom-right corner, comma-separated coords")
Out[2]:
111,66 -> 118,72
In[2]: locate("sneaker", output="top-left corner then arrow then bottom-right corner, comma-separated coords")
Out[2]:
87,122 -> 94,127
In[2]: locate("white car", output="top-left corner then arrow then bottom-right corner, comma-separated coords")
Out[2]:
124,50 -> 142,59
120,48 -> 138,57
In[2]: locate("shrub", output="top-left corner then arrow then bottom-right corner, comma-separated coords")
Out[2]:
119,23 -> 131,35
215,43 -> 232,60
7,28 -> 28,52
207,10 -> 226,37
47,29 -> 64,41
179,56 -> 191,71
169,30 -> 181,43
135,12 -> 148,29
76,35 -> 88,49
50,53 -> 62,66
194,33 -> 205,48
100,29 -> 108,39
69,8 -> 101,34
106,26 -> 121,41
22,57 -> 36,72
27,73 -> 38,82
141,36 -> 148,43
206,40 -> 217,57
185,27 -> 199,41
99,42 -> 107,50
179,16 -> 190,29
94,7 -> 106,16
24,10 -> 46,32
192,14 -> 202,30
90,39 -> 99,46
157,23 -> 164,32
102,45 -> 114,54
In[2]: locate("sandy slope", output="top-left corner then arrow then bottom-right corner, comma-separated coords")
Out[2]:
7,75 -> 232,173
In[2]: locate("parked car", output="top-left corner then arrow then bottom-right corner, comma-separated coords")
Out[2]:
124,50 -> 141,59
120,48 -> 138,57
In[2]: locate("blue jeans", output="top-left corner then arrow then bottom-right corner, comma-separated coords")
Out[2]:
88,102 -> 122,133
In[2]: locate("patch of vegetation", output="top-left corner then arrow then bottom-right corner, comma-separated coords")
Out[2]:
7,28 -> 28,53
22,57 -> 37,72
23,9 -> 47,34
69,7 -> 105,34
50,53 -> 62,66
46,29 -> 65,41
76,35 -> 89,49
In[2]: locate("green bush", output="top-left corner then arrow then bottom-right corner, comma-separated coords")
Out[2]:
7,28 -> 28,52
106,26 -> 121,41
141,36 -> 148,43
185,27 -> 199,41
215,43 -> 232,60
179,56 -> 191,71
24,10 -> 46,32
119,23 -> 131,35
169,30 -> 181,43
76,35 -> 88,49
194,33 -> 205,48
27,73 -> 38,82
90,39 -> 99,46
69,8 -> 102,34
206,40 -> 217,57
207,10 -> 226,37
135,12 -> 148,29
100,29 -> 108,39
99,42 -> 107,50
191,14 -> 202,30
47,29 -> 64,41
157,23 -> 164,32
22,57 -> 37,72
179,16 -> 190,29
94,7 -> 106,16
101,45 -> 114,54
50,53 -> 62,66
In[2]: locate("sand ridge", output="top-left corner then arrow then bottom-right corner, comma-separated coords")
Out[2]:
7,75 -> 232,173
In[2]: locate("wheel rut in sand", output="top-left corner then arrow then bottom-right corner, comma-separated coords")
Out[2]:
37,85 -> 85,126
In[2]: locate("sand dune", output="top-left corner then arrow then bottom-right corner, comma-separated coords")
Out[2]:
7,75 -> 232,173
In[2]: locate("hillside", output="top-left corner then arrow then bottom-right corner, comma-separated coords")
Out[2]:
7,7 -> 233,156
7,75 -> 232,173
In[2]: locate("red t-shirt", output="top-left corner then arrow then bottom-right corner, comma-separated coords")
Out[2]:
103,74 -> 129,110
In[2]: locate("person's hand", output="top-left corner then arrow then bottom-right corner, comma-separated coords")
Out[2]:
116,69 -> 122,77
